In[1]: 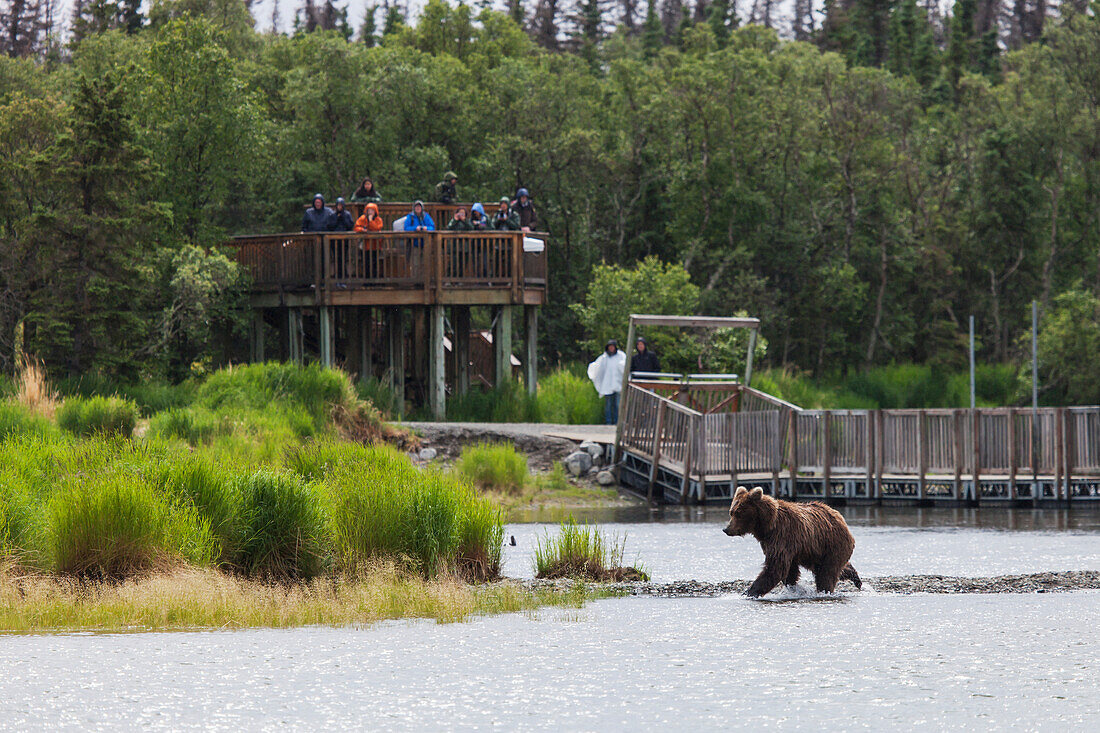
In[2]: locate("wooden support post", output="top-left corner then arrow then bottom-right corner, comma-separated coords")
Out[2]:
288,308 -> 304,365
412,306 -> 427,385
524,306 -> 538,396
1008,408 -> 1018,501
454,307 -> 470,397
788,410 -> 799,499
1062,408 -> 1072,505
822,412 -> 832,500
1054,407 -> 1064,503
249,309 -> 265,363
647,401 -> 667,503
429,304 -> 445,420
494,306 -> 513,386
361,307 -> 372,384
386,307 -> 405,420
347,307 -> 362,377
917,410 -> 926,501
953,410 -> 963,501
972,409 -> 981,505
319,306 -> 333,368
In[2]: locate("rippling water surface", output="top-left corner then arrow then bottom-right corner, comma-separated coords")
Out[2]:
5,508 -> 1100,730
3,592 -> 1099,730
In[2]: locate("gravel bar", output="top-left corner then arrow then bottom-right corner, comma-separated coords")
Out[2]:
524,570 -> 1100,597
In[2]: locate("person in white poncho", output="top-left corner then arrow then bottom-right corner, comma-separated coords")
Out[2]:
587,339 -> 627,425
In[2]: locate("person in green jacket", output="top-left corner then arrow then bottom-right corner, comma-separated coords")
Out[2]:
435,171 -> 458,204
446,207 -> 473,231
490,196 -> 520,231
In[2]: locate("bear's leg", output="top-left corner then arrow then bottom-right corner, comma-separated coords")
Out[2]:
813,558 -> 845,593
784,561 -> 800,587
746,557 -> 787,598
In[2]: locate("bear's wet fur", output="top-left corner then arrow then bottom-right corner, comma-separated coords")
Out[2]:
723,486 -> 862,598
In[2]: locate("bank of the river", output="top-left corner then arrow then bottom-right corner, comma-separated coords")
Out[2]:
0,566 -> 604,634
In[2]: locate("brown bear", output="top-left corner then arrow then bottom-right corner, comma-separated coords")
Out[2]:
723,486 -> 862,598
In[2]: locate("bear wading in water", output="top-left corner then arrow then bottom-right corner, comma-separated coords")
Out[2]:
723,486 -> 862,598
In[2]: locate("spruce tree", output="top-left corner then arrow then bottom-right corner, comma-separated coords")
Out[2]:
886,0 -> 937,86
642,0 -> 662,58
706,0 -> 731,46
360,4 -> 377,45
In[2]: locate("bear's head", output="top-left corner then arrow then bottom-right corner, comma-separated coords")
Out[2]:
723,486 -> 778,538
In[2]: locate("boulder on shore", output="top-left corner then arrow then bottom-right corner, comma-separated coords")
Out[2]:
418,447 -> 438,462
564,450 -> 593,477
596,470 -> 616,486
579,441 -> 604,461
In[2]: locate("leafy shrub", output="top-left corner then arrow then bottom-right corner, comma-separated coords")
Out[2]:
149,406 -> 229,445
456,443 -> 528,494
235,470 -> 328,580
44,472 -> 213,578
537,369 -> 602,424
533,518 -> 646,581
0,401 -> 60,441
57,396 -> 139,438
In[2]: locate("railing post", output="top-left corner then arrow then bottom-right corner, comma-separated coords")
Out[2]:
865,410 -> 874,499
648,400 -> 667,503
823,412 -> 832,500
1062,407 -> 1072,506
917,410 -> 926,501
788,410 -> 799,500
972,408 -> 981,505
1008,408 -> 1018,501
511,233 -> 521,303
679,417 -> 695,505
953,409 -> 963,501
313,235 -> 323,303
876,409 -> 884,503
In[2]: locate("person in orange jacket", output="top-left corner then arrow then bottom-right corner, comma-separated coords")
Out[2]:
354,202 -> 385,233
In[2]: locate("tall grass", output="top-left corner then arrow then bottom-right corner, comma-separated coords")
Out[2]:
56,374 -> 196,417
0,401 -> 61,441
443,379 -> 539,422
155,457 -> 242,566
14,359 -> 58,419
235,470 -> 328,580
57,396 -> 139,438
45,471 -> 214,579
198,362 -> 354,430
537,369 -> 603,424
149,406 -> 230,445
456,442 -> 528,494
356,373 -> 398,418
533,518 -> 647,582
290,441 -> 504,580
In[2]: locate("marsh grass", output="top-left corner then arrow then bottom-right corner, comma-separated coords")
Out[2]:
0,563 -> 596,633
0,401 -> 60,441
537,369 -> 603,424
534,519 -> 648,582
14,359 -> 58,419
456,442 -> 528,494
148,406 -> 230,445
235,470 -> 328,580
57,396 -> 139,438
443,380 -> 539,422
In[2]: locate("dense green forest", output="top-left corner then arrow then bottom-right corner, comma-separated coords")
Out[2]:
3,0 -> 1100,404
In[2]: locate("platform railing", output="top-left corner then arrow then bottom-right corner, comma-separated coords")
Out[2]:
225,231 -> 547,298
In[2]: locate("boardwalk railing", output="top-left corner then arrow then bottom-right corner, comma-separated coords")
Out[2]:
225,231 -> 547,299
618,377 -> 1100,504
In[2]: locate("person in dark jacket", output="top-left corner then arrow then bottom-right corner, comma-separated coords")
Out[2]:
331,197 -> 354,231
447,207 -> 473,231
631,336 -> 660,374
513,187 -> 537,232
470,202 -> 490,231
491,196 -> 520,231
301,193 -> 333,232
435,171 -> 458,204
351,177 -> 382,202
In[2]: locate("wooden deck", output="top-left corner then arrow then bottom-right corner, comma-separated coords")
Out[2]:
616,376 -> 1100,507
226,230 -> 547,308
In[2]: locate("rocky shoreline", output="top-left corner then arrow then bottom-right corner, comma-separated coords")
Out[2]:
525,570 -> 1100,597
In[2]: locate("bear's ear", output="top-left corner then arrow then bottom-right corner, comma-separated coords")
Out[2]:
749,487 -> 764,499
734,486 -> 748,500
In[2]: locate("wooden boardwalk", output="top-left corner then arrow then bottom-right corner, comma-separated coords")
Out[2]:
615,377 -> 1100,507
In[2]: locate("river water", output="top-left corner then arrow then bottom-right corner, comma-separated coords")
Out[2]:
4,507 -> 1100,730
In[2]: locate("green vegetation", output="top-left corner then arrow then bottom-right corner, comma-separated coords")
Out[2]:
57,396 -> 139,438
537,369 -> 603,425
4,6 -> 1100,408
456,443 -> 529,494
534,518 -> 648,582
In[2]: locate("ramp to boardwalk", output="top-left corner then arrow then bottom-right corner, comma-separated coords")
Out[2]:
615,376 -> 1100,506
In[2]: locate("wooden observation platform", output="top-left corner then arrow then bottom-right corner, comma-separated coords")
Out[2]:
226,202 -> 547,418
